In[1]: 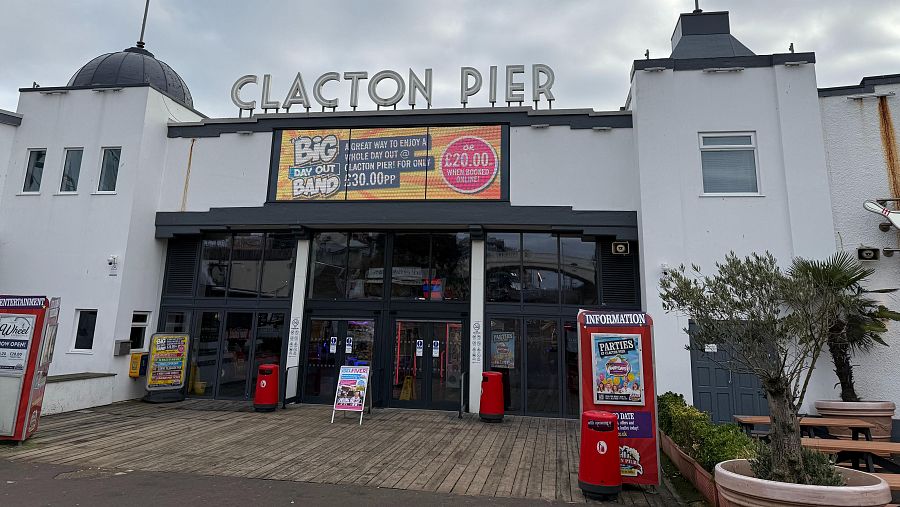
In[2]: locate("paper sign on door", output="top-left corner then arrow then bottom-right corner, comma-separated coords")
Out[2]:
432,340 -> 440,358
345,337 -> 353,354
330,336 -> 337,353
415,339 -> 423,357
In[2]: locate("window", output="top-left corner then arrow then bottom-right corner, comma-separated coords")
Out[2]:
560,237 -> 598,305
163,311 -> 190,333
97,147 -> 121,192
22,149 -> 46,193
346,233 -> 385,299
73,309 -> 98,350
130,312 -> 150,350
260,234 -> 296,298
699,133 -> 759,194
309,232 -> 349,299
197,234 -> 231,297
522,233 -> 560,304
59,148 -> 83,192
229,233 -> 264,298
486,233 -> 522,303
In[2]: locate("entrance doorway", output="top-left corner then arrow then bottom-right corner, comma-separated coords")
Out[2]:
302,318 -> 376,404
186,310 -> 286,400
390,320 -> 463,410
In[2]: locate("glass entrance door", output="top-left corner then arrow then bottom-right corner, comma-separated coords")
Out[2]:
186,310 -> 286,400
302,318 -> 376,404
391,320 -> 463,410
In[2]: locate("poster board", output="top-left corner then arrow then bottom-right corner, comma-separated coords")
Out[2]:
331,365 -> 370,425
146,333 -> 190,391
273,125 -> 503,201
578,311 -> 659,486
0,314 -> 36,376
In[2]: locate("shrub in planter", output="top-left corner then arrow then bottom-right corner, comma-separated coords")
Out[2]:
695,423 -> 754,473
660,252 -> 855,485
657,391 -> 686,435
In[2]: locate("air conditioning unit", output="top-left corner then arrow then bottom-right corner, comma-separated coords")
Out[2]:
113,340 -> 132,356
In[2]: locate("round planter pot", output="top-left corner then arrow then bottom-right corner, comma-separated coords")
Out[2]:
715,459 -> 891,507
815,400 -> 896,441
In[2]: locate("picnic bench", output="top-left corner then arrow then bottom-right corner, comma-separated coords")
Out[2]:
734,415 -> 876,441
802,437 -> 900,474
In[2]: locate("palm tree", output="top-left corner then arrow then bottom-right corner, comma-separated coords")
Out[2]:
788,252 -> 900,402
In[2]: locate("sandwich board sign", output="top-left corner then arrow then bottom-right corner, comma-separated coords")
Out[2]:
146,333 -> 190,391
331,365 -> 370,425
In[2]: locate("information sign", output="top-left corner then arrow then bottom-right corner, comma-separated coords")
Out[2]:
146,334 -> 190,391
578,311 -> 659,486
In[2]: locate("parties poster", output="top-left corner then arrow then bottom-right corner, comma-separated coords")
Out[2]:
590,333 -> 644,406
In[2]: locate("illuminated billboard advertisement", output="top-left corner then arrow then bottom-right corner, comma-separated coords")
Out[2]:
273,125 -> 503,201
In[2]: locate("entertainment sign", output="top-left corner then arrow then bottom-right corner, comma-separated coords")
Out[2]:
274,125 -> 503,201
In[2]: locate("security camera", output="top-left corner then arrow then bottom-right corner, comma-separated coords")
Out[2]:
107,255 -> 118,266
857,247 -> 880,261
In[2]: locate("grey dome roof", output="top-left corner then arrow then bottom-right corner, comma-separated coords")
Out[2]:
67,46 -> 193,108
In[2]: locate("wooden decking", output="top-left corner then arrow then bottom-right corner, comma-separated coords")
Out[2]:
0,400 -> 676,505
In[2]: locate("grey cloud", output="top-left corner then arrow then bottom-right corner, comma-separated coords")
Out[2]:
2,0 -> 900,117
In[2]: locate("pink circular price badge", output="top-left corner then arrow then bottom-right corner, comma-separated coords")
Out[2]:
440,136 -> 499,194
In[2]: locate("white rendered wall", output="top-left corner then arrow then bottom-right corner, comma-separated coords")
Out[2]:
510,126 -> 638,211
0,119 -> 19,204
158,131 -> 273,212
808,84 -> 900,412
42,376 -> 117,415
0,87 -> 201,410
630,64 -> 837,403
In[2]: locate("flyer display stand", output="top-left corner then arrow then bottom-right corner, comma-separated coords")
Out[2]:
331,365 -> 370,425
577,310 -> 659,487
143,333 -> 190,403
0,296 -> 59,442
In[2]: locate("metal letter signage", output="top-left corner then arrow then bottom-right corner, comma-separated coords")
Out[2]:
231,65 -> 555,113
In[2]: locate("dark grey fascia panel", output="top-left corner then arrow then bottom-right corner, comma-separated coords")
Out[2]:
818,73 -> 900,97
631,52 -> 816,79
155,201 -> 637,240
0,109 -> 22,126
166,107 -> 633,138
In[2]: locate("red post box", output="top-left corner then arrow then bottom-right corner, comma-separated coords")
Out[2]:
479,371 -> 504,422
578,410 -> 622,500
253,364 -> 279,412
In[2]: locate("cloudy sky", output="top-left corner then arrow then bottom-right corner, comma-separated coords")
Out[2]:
2,0 -> 900,117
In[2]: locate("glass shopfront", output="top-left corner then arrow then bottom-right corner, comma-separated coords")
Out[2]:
159,228 -> 638,415
303,231 -> 470,411
484,232 -> 637,417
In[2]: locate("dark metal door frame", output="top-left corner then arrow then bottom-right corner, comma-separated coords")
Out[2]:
300,316 -> 379,405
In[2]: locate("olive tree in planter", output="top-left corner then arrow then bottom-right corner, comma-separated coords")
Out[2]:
660,252 -> 890,503
797,252 -> 900,439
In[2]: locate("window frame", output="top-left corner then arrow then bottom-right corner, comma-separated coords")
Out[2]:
20,148 -> 47,195
698,131 -> 762,197
129,311 -> 151,351
94,146 -> 122,194
70,308 -> 99,354
58,147 -> 84,194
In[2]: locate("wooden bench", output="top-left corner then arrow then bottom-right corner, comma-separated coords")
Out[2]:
802,437 -> 900,473
874,473 -> 900,491
735,415 -> 876,440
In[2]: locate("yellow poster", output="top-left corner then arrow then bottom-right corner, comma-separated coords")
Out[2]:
274,125 -> 502,201
146,333 -> 189,390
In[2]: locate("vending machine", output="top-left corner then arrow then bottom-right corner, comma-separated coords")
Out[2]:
577,310 -> 659,487
0,296 -> 59,442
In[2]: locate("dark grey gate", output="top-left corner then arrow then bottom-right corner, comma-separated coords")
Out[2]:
689,333 -> 768,424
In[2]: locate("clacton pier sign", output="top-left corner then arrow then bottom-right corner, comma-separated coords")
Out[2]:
230,65 -> 556,113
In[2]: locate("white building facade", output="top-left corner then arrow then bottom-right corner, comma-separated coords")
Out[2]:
0,9 -> 894,435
